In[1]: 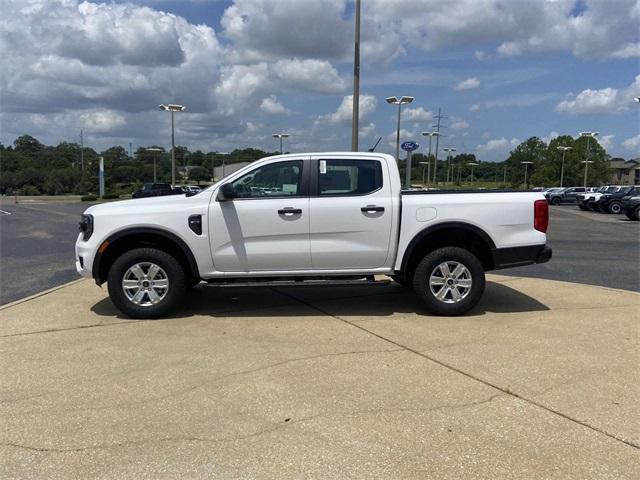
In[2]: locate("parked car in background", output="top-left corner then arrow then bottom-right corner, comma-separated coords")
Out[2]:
595,186 -> 640,214
577,186 -> 608,210
583,186 -> 622,211
181,185 -> 202,195
622,195 -> 640,221
132,183 -> 184,199
545,186 -> 586,205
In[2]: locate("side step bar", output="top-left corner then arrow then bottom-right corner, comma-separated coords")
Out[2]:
204,275 -> 390,288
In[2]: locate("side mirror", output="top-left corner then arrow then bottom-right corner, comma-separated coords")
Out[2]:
217,183 -> 237,201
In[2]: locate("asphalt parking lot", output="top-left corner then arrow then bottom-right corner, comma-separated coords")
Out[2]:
0,199 -> 638,305
1,275 -> 638,478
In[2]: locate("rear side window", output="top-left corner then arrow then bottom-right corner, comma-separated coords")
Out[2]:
318,159 -> 382,196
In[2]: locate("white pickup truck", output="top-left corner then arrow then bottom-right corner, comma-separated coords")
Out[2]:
76,152 -> 551,318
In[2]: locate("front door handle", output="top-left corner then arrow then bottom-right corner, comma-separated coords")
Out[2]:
361,205 -> 384,213
278,208 -> 302,215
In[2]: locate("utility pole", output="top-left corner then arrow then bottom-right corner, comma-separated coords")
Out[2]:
80,129 -> 84,170
432,108 -> 446,184
350,0 -> 361,152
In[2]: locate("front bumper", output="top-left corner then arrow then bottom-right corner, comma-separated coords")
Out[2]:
491,244 -> 552,270
75,233 -> 96,279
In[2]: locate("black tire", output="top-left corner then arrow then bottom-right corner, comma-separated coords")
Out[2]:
107,248 -> 186,319
412,247 -> 485,316
608,201 -> 622,214
625,211 -> 635,220
550,197 -> 561,205
634,206 -> 640,221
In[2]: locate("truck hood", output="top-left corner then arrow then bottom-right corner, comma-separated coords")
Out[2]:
83,191 -> 213,217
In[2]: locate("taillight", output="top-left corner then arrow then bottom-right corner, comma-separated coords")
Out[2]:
534,199 -> 549,233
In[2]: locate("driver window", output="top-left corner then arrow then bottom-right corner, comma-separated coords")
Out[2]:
232,160 -> 303,198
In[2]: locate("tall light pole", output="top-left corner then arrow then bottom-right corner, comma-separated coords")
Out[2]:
386,96 -> 414,161
159,103 -> 186,186
521,161 -> 533,190
580,131 -> 599,187
467,162 -> 479,184
556,146 -> 572,187
273,133 -> 289,154
146,147 -> 163,183
421,131 -> 439,187
351,0 -> 361,152
442,148 -> 456,184
419,161 -> 429,187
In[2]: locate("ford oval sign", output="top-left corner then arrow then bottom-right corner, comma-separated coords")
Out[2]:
401,141 -> 419,152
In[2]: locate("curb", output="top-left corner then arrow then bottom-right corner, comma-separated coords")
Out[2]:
0,278 -> 89,311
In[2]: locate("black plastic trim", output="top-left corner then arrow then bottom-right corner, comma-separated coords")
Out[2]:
92,227 -> 199,284
400,222 -> 496,273
491,244 -> 552,270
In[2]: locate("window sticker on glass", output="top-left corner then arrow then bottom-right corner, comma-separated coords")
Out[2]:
319,160 -> 327,174
282,183 -> 298,194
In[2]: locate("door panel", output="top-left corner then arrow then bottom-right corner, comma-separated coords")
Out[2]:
208,158 -> 311,272
210,198 -> 310,271
309,157 -> 393,269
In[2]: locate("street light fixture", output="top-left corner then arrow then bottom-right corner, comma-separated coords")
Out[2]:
442,147 -> 456,184
521,161 -> 533,190
159,103 -> 186,186
421,131 -> 439,187
272,133 -> 289,154
386,96 -> 414,161
579,132 -> 599,187
145,147 -> 163,183
556,146 -> 572,188
467,162 -> 479,183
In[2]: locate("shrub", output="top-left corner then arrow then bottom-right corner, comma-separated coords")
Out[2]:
101,193 -> 120,200
81,194 -> 98,201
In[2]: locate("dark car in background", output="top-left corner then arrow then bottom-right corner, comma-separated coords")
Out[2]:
622,195 -> 640,221
131,183 -> 184,199
596,186 -> 640,214
545,186 -> 587,205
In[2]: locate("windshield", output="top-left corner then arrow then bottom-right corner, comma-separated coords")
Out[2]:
605,186 -> 618,193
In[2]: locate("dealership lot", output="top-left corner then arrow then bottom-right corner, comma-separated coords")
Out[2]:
1,199 -> 638,306
1,274 -> 639,478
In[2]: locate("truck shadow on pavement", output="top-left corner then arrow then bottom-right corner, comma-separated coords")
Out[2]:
90,280 -> 549,320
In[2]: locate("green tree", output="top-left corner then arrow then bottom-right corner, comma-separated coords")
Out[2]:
188,166 -> 209,185
505,137 -> 547,188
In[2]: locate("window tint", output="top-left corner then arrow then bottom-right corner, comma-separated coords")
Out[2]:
232,160 -> 303,198
318,159 -> 382,196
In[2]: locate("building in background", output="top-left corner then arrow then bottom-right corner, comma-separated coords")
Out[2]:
609,159 -> 640,185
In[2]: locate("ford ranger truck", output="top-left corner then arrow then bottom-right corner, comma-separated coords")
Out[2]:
76,152 -> 551,318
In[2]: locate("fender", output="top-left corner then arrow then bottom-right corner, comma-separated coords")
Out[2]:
399,221 -> 496,273
92,227 -> 200,284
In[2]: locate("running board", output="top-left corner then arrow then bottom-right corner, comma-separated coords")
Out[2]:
204,276 -> 390,288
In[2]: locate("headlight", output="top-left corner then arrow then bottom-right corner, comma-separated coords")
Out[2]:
79,214 -> 94,240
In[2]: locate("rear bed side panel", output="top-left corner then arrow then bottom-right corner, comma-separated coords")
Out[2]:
393,192 -> 547,270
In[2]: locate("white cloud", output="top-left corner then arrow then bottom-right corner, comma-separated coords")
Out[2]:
402,107 -> 434,122
316,94 -> 376,124
259,95 -> 290,115
474,50 -> 489,61
541,131 -> 559,144
454,77 -> 480,91
598,134 -> 615,150
469,104 -> 480,112
556,75 -> 640,115
450,120 -> 469,131
622,134 -> 640,151
476,137 -> 520,159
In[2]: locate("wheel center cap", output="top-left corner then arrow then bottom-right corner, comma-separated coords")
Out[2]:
142,281 -> 150,288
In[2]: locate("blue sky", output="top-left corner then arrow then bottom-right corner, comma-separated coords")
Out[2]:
1,0 -> 639,161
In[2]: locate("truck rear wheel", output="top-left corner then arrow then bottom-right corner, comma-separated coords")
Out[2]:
107,248 -> 186,319
412,247 -> 485,316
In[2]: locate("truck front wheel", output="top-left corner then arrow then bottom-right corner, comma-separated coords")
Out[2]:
412,247 -> 485,316
107,248 -> 186,319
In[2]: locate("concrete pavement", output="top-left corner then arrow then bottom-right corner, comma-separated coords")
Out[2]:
1,275 -> 638,479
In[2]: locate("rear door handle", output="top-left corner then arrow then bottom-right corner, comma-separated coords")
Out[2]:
361,205 -> 384,213
278,208 -> 302,215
